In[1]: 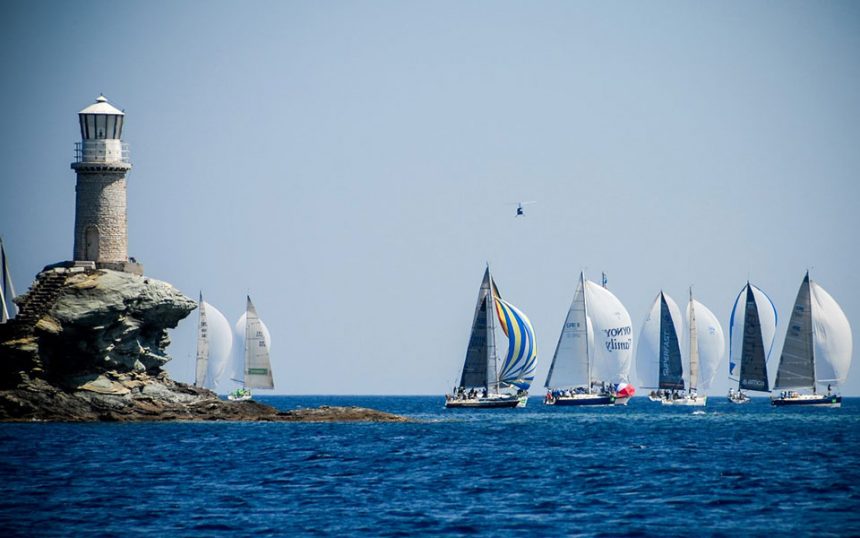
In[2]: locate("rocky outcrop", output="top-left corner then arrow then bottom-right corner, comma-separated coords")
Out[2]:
0,265 -> 408,423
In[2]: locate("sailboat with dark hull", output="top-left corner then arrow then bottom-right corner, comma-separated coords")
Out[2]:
728,283 -> 777,404
543,272 -> 634,406
445,267 -> 537,409
772,273 -> 851,408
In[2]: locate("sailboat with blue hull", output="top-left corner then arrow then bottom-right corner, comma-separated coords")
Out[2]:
543,272 -> 634,406
772,273 -> 851,408
445,267 -> 537,409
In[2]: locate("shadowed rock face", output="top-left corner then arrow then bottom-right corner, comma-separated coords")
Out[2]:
0,266 -> 408,423
36,269 -> 196,375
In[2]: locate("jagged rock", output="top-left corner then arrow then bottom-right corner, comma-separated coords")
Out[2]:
0,265 -> 409,423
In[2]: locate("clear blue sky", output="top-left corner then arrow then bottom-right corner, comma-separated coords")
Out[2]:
2,1 -> 858,394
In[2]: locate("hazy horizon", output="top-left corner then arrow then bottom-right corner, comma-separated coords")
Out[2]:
2,1 -> 858,395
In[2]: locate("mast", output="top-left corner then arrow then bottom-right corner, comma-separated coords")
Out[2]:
243,295 -> 251,391
194,292 -> 208,387
487,267 -> 498,393
688,287 -> 699,393
582,272 -> 592,392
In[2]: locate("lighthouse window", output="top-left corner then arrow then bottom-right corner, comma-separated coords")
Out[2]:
106,115 -> 117,139
95,115 -> 107,139
115,116 -> 124,139
85,114 -> 96,139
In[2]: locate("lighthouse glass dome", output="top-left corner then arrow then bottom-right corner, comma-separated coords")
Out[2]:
78,95 -> 124,140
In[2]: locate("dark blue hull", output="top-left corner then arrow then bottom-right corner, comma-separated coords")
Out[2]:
772,395 -> 841,407
547,395 -> 615,406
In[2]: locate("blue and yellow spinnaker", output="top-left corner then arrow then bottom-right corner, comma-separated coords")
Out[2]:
495,298 -> 537,390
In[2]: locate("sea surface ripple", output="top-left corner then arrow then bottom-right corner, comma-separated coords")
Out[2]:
1,396 -> 858,537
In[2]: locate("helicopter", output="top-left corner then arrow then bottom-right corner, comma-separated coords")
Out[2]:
512,201 -> 536,217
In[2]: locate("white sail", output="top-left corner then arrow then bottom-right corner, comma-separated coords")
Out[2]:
585,281 -> 633,384
728,284 -> 777,384
545,277 -> 593,388
810,281 -> 852,385
636,292 -> 684,389
233,301 -> 273,388
685,298 -> 725,392
0,238 -> 17,323
201,301 -> 233,390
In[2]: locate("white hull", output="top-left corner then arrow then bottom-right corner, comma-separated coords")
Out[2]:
227,394 -> 252,401
661,395 -> 707,406
445,393 -> 526,409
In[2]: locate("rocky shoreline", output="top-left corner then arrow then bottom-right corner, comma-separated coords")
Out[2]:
0,265 -> 408,424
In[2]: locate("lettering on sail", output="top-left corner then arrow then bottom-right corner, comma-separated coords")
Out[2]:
603,325 -> 632,352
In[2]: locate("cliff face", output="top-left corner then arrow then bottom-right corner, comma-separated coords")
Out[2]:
1,266 -> 195,381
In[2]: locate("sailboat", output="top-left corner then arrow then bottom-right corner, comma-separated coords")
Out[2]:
637,291 -> 686,403
228,296 -> 274,401
544,272 -> 635,406
665,288 -> 724,406
194,293 -> 233,390
0,238 -> 17,323
445,267 -> 537,409
771,273 -> 852,408
727,282 -> 777,404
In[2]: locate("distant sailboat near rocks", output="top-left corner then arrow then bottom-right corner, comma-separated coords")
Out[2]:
771,272 -> 852,408
445,267 -> 537,409
0,238 -> 17,323
229,296 -> 274,401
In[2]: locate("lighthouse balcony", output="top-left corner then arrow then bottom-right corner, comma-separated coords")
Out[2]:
74,141 -> 130,165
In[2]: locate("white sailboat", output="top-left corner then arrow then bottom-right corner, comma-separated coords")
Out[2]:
637,291 -> 686,403
445,267 -> 537,409
772,273 -> 851,408
727,282 -> 777,404
0,238 -> 17,323
662,288 -> 724,406
194,293 -> 233,390
544,272 -> 635,406
228,296 -> 274,401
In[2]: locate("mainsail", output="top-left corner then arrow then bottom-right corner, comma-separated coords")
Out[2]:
459,268 -> 498,389
729,283 -> 776,392
243,296 -> 274,389
774,274 -> 815,390
496,296 -> 537,390
545,275 -> 591,389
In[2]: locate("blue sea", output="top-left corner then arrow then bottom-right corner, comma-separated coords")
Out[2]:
1,396 -> 858,537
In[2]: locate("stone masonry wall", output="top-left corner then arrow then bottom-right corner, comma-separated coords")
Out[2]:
73,172 -> 128,263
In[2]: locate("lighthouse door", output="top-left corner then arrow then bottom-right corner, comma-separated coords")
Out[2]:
85,226 -> 99,261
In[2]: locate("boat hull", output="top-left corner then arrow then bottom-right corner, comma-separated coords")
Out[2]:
728,396 -> 750,404
227,394 -> 252,401
772,395 -> 841,408
445,394 -> 525,409
545,394 -> 615,406
661,395 -> 707,406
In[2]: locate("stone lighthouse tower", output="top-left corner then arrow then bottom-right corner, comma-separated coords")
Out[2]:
71,95 -> 141,274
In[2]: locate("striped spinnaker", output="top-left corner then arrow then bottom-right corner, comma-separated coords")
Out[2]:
495,298 -> 537,390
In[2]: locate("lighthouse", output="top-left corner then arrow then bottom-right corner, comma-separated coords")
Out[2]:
71,95 -> 141,274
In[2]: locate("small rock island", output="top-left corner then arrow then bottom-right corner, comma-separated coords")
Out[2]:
0,266 -> 406,423
0,96 -> 406,424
